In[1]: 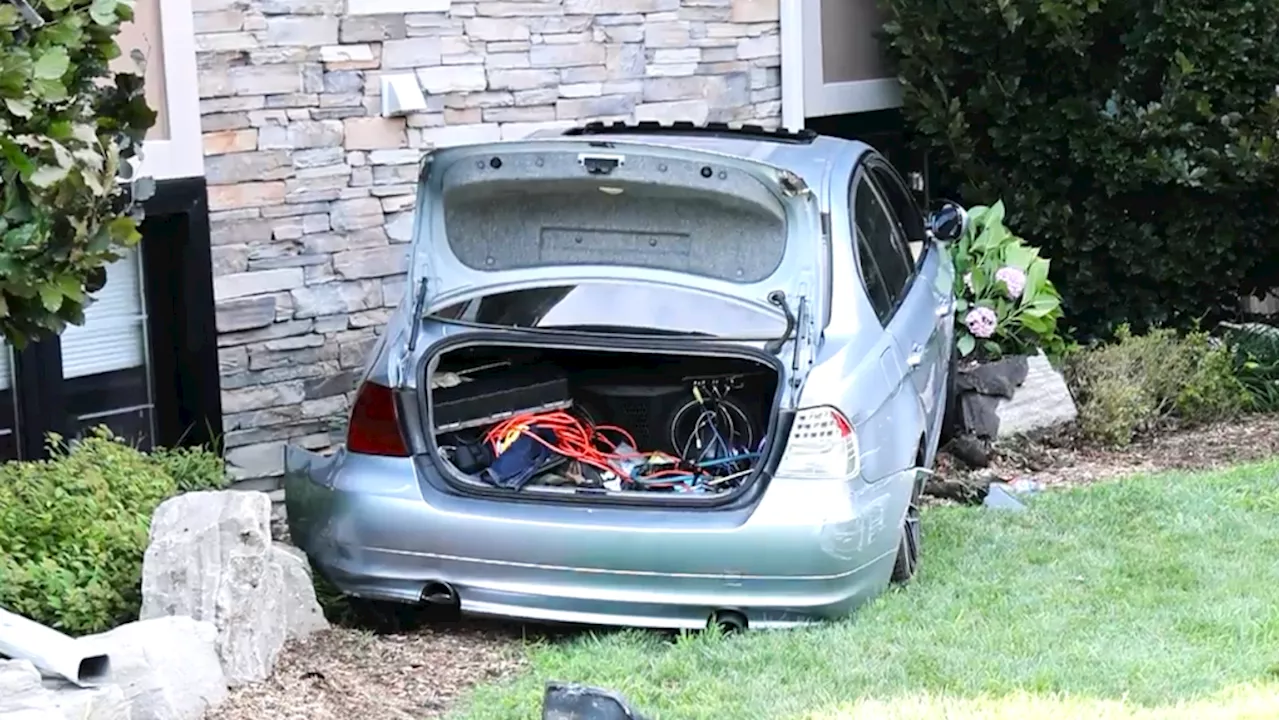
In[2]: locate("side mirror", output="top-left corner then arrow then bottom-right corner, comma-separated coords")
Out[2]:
926,201 -> 968,243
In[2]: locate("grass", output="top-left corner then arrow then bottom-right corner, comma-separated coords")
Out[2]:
448,459 -> 1280,719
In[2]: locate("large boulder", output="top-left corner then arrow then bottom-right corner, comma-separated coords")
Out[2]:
994,352 -> 1078,437
84,616 -> 226,720
139,491 -> 328,687
0,659 -> 61,719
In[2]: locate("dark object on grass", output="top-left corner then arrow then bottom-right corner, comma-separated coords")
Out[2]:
955,356 -> 1029,440
543,682 -> 648,720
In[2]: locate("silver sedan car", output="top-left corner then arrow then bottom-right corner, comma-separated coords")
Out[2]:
285,122 -> 965,630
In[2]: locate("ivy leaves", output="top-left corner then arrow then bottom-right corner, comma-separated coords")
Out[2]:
0,0 -> 154,347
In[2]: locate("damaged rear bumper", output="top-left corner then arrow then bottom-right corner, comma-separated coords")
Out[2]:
284,445 -> 918,630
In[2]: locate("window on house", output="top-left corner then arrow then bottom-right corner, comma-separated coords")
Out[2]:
0,343 -> 17,461
59,246 -> 155,448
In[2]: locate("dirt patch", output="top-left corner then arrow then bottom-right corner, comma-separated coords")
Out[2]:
207,619 -> 528,720
936,413 -> 1278,493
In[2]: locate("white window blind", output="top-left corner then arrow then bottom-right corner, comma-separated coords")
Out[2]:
0,343 -> 11,391
61,247 -> 147,379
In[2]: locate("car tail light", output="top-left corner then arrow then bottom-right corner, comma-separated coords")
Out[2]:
347,381 -> 410,457
776,406 -> 860,479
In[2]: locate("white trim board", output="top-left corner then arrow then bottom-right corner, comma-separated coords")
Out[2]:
134,0 -> 203,181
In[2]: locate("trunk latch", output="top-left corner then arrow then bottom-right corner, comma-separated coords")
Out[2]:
578,153 -> 625,175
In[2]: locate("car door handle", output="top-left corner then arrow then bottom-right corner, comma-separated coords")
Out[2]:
906,344 -> 924,368
935,300 -> 954,318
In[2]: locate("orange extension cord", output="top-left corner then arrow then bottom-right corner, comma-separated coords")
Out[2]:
483,410 -> 693,486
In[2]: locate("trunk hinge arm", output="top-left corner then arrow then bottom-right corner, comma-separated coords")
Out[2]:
789,294 -> 812,407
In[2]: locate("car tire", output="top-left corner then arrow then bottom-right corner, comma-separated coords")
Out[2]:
890,479 -> 922,584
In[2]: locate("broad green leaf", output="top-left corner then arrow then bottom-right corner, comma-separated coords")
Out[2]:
955,298 -> 970,312
957,333 -> 976,357
0,4 -> 21,28
90,0 -> 121,24
28,164 -> 69,188
0,293 -> 9,319
106,216 -> 140,244
1024,258 -> 1050,301
32,48 -> 71,81
4,98 -> 33,118
986,200 -> 1006,228
1023,296 -> 1061,318
30,77 -> 68,101
55,275 -> 85,303
38,284 -> 64,313
1002,242 -> 1037,271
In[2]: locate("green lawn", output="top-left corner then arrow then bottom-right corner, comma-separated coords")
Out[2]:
448,460 -> 1280,720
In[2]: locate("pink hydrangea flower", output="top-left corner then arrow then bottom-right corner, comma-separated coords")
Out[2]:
995,266 -> 1027,299
965,307 -> 998,338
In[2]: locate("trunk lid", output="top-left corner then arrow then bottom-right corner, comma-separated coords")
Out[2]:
406,138 -> 824,334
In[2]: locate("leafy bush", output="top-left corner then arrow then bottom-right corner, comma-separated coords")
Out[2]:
0,428 -> 225,634
0,0 -> 155,347
882,0 -> 1279,339
951,200 -> 1065,360
1065,326 -> 1250,446
1218,322 -> 1280,411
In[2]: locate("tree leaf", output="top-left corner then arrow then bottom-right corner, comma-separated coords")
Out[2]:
32,47 -> 71,81
89,0 -> 120,25
957,333 -> 976,357
28,164 -> 70,188
0,4 -> 21,29
38,284 -> 64,313
106,216 -> 140,245
4,98 -> 33,118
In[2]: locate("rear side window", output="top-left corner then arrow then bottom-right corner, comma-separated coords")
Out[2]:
852,175 -> 913,309
867,162 -> 927,262
854,227 -> 894,322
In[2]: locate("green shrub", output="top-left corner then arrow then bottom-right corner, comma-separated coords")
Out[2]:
1218,322 -> 1280,411
0,427 -> 226,634
882,0 -> 1279,339
1065,326 -> 1250,446
950,200 -> 1065,360
0,0 -> 155,347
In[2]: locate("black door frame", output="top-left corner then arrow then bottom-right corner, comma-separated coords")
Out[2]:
12,176 -> 222,459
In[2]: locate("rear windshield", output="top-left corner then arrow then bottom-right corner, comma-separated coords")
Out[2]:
429,282 -> 787,338
441,160 -> 787,284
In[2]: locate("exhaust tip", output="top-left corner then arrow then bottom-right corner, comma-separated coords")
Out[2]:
419,581 -> 458,606
708,609 -> 748,634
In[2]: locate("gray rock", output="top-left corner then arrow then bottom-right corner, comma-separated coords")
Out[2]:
0,659 -> 60,719
84,617 -> 227,720
138,492 -> 327,687
271,544 -> 329,640
42,681 -> 130,720
995,352 -> 1078,438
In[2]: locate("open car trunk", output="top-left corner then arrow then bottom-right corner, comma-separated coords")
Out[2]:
423,340 -> 782,505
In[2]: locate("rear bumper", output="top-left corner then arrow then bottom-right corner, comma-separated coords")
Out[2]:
286,446 -> 917,630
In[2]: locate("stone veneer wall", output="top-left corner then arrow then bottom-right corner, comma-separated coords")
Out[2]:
196,0 -> 782,481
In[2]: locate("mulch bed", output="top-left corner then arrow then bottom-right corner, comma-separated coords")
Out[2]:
209,413 -> 1278,720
